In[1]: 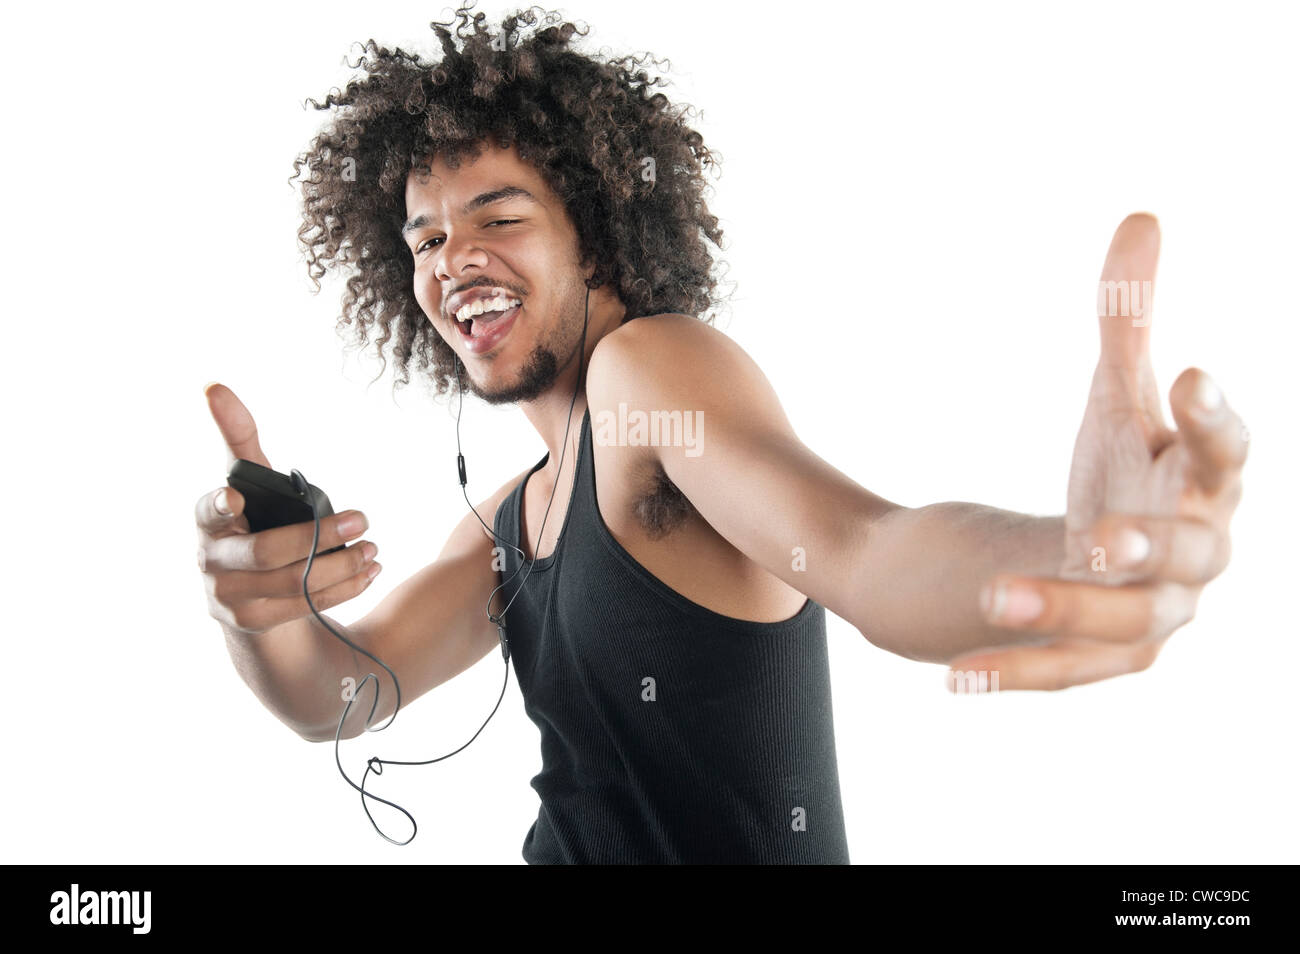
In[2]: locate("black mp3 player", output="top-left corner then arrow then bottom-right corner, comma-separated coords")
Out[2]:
226,459 -> 346,555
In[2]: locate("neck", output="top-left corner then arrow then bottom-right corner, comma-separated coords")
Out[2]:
520,381 -> 588,474
519,296 -> 621,474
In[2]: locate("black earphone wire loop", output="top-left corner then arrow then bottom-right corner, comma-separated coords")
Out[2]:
294,481 -> 401,733
454,285 -> 591,641
292,281 -> 592,845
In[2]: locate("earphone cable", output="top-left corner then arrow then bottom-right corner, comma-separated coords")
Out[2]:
290,281 -> 593,845
456,285 -> 591,638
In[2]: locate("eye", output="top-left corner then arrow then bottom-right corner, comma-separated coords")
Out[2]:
415,220 -> 522,255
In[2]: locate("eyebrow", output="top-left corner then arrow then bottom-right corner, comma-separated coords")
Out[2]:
401,186 -> 539,236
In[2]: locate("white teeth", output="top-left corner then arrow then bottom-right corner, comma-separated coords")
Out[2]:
454,295 -> 521,324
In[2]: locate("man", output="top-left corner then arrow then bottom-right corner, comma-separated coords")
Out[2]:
195,5 -> 1248,863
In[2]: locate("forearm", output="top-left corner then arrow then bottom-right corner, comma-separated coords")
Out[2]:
850,502 -> 1064,663
222,614 -> 379,742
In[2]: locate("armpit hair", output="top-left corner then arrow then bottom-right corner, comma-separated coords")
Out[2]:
633,462 -> 695,540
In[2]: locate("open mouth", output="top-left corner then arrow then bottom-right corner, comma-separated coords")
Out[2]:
452,301 -> 523,353
454,302 -> 520,337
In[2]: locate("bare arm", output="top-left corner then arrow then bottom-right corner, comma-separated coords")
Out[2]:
586,216 -> 1246,691
199,382 -> 533,738
585,315 -> 1060,664
221,472 -> 525,742
845,503 -> 1063,662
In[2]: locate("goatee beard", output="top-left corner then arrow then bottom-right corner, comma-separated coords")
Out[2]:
460,344 -> 562,406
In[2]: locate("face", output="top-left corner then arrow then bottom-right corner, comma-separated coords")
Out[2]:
402,142 -> 597,405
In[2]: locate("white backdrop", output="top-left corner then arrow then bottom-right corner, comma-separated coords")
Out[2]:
3,0 -> 1295,864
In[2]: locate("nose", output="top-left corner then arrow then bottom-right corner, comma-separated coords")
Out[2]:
434,231 -> 489,284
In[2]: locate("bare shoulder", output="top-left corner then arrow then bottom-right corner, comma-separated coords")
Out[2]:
588,312 -> 788,433
592,312 -> 736,364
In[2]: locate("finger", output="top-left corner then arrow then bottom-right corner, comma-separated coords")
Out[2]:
195,485 -> 250,537
1088,513 -> 1231,586
204,381 -> 272,470
946,638 -> 1165,692
1096,212 -> 1161,371
226,561 -> 384,635
1169,368 -> 1250,496
978,574 -> 1197,643
205,509 -> 369,572
207,539 -> 378,603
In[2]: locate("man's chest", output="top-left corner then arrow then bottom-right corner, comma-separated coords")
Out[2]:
519,437 -> 807,624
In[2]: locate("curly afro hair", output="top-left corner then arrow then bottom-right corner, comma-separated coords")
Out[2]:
288,2 -> 731,400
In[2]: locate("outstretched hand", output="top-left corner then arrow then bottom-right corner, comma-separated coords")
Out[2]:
949,214 -> 1248,691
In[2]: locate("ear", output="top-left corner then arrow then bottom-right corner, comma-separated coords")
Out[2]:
577,250 -> 609,289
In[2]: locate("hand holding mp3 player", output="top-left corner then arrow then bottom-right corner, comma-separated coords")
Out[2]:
196,383 -> 383,636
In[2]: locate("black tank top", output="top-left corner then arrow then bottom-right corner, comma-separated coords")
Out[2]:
492,407 -> 850,864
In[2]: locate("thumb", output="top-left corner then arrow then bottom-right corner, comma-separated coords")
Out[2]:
204,381 -> 273,470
